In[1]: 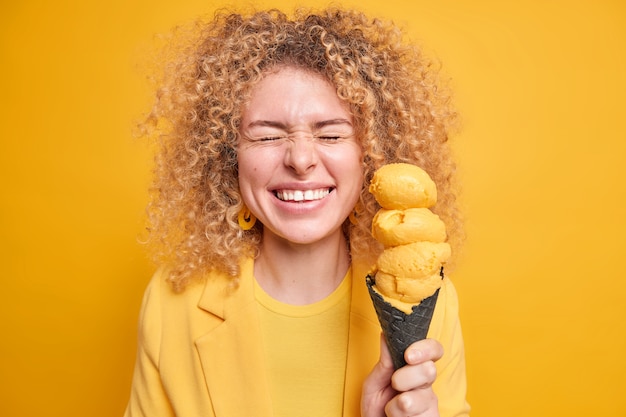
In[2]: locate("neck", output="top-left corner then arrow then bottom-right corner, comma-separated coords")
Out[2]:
254,231 -> 351,305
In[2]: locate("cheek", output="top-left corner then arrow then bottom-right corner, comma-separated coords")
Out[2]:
331,149 -> 363,178
237,149 -> 257,177
238,150 -> 273,189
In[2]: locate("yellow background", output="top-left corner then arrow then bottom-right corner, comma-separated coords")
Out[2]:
1,0 -> 624,416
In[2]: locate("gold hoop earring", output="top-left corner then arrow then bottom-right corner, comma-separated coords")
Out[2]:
238,206 -> 257,230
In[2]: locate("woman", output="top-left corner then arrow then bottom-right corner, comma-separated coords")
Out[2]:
125,7 -> 469,417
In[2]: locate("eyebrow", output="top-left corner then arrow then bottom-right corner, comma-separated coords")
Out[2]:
246,118 -> 353,130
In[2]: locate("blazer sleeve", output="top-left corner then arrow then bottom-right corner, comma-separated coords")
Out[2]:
124,273 -> 176,417
431,277 -> 471,417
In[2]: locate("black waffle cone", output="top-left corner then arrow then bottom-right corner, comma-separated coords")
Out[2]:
366,274 -> 439,369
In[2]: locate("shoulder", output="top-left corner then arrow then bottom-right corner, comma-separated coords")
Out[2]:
140,269 -> 208,316
137,267 -> 231,347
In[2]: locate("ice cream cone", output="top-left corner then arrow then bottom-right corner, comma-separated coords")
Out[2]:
366,274 -> 440,369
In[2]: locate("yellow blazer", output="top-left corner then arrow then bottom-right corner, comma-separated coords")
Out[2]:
124,258 -> 469,417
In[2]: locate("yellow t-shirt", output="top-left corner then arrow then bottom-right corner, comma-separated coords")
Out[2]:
255,270 -> 352,417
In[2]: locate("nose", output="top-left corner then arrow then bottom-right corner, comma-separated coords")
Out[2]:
284,136 -> 318,175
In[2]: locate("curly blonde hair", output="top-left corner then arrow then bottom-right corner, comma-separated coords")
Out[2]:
142,7 -> 462,291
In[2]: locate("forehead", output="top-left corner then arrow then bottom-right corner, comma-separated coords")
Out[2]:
241,66 -> 352,126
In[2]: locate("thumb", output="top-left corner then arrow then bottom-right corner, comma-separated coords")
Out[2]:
361,334 -> 397,417
378,334 -> 395,370
363,334 -> 395,394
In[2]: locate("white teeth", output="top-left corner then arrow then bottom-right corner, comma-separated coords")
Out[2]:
276,188 -> 330,202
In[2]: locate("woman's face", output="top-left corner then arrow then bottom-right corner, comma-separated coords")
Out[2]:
237,66 -> 363,246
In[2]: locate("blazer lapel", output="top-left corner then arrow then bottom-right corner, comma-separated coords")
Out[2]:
194,258 -> 273,417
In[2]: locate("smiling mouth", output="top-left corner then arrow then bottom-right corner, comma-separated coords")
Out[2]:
275,188 -> 332,202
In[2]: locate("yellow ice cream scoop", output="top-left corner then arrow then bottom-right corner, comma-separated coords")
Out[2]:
369,163 -> 437,209
376,241 -> 451,282
372,207 -> 447,247
374,241 -> 450,311
374,270 -> 443,307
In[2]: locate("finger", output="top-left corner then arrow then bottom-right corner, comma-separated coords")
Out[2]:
404,338 -> 444,366
391,360 -> 438,392
384,388 -> 438,417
